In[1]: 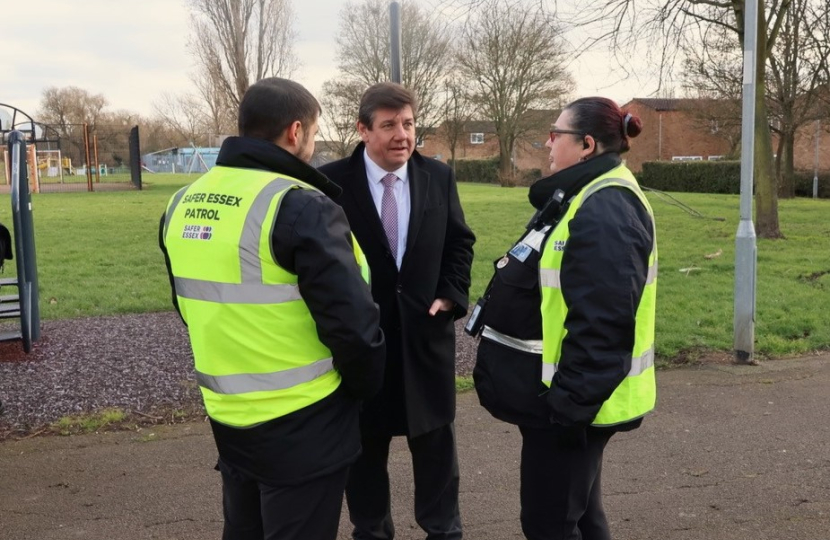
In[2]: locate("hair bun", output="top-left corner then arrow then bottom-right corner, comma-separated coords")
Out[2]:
622,112 -> 642,138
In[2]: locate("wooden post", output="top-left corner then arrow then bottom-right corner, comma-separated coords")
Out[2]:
93,133 -> 100,183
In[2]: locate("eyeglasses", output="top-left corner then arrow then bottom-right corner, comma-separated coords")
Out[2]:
549,128 -> 586,143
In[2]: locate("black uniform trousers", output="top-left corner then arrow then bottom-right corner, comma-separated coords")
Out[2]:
218,459 -> 348,540
518,426 -> 615,540
346,423 -> 462,540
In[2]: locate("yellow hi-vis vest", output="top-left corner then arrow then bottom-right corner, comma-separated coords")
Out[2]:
539,164 -> 657,427
162,166 -> 369,427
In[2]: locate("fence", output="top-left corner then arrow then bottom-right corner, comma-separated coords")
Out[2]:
1,124 -> 141,193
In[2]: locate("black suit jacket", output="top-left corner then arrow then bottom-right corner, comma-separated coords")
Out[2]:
319,144 -> 475,437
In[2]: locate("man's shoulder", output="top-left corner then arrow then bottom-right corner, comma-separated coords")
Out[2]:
318,155 -> 353,176
411,151 -> 451,176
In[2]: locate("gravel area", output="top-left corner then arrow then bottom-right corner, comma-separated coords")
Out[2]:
0,312 -> 479,435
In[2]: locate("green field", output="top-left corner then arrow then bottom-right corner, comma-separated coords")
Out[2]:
2,175 -> 828,361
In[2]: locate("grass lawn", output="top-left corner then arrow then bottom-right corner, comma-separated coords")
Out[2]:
1,175 -> 828,361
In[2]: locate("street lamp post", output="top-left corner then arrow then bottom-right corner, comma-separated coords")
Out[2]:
734,0 -> 759,364
389,2 -> 402,84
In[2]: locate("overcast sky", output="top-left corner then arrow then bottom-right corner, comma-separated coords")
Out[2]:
3,0 -> 662,120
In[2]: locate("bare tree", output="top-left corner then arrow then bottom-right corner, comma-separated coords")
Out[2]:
319,79 -> 363,159
152,93 -> 211,147
39,86 -> 107,131
188,0 -> 298,109
435,76 -> 474,174
767,0 -> 830,197
38,86 -> 109,167
456,0 -> 573,185
334,0 -> 454,136
564,0 -> 797,237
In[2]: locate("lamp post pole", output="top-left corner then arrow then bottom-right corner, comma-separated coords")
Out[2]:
389,2 -> 402,84
734,0 -> 759,364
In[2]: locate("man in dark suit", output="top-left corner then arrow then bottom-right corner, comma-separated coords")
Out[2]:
319,82 -> 475,540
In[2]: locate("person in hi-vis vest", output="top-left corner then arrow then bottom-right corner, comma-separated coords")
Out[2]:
159,78 -> 385,540
472,97 -> 656,540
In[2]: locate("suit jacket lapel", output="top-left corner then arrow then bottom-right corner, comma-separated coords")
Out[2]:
404,157 -> 429,259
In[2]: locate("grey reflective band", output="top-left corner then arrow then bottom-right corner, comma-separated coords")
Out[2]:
163,187 -> 189,241
542,346 -> 655,383
481,326 -> 543,354
582,177 -> 640,200
174,277 -> 301,304
646,261 -> 658,285
540,268 -> 560,288
197,357 -> 334,394
540,260 -> 657,288
239,178 -> 298,282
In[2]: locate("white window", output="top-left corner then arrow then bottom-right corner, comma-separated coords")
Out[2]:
470,133 -> 484,144
416,136 -> 425,148
707,155 -> 724,161
671,156 -> 703,161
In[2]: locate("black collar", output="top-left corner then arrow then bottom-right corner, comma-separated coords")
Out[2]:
216,137 -> 342,198
528,153 -> 622,210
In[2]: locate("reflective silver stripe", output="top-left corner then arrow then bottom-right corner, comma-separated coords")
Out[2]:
540,268 -> 560,289
174,277 -> 301,304
542,347 -> 654,384
239,178 -> 298,282
481,326 -> 543,354
197,357 -> 334,394
630,347 -> 655,376
542,362 -> 556,383
582,177 -> 639,200
163,187 -> 189,241
646,261 -> 658,285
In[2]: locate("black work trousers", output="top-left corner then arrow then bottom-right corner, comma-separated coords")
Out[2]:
218,459 -> 348,540
518,426 -> 614,540
346,423 -> 462,540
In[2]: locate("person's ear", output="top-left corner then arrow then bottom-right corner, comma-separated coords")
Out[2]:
581,135 -> 596,158
286,121 -> 302,146
357,121 -> 369,142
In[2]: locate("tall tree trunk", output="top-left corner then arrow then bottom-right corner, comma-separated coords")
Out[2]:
753,39 -> 783,238
498,139 -> 513,186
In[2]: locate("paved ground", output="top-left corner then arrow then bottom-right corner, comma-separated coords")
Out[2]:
1,354 -> 829,540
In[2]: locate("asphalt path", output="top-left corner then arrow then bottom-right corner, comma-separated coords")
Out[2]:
1,355 -> 829,540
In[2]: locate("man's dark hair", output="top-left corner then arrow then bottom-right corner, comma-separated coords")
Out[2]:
358,82 -> 418,129
238,77 -> 321,141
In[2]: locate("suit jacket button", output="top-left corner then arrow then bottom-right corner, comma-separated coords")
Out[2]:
396,284 -> 403,293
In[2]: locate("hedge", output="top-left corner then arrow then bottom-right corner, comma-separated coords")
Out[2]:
449,158 -> 499,184
638,160 -> 830,198
450,158 -> 543,186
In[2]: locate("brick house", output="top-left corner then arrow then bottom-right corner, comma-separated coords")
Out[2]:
419,110 -> 556,177
621,98 -> 738,172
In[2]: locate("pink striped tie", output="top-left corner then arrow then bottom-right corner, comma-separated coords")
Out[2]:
380,173 -> 399,260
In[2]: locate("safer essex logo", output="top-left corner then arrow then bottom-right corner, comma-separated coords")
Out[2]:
182,225 -> 213,240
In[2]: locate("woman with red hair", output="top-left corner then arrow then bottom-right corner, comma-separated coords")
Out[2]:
472,97 -> 658,540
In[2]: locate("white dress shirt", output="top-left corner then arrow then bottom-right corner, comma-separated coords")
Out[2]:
364,149 -> 410,269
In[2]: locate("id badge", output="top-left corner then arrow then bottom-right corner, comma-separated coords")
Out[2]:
508,242 -> 532,263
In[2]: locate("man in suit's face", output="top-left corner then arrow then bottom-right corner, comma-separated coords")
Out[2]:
357,105 -> 416,172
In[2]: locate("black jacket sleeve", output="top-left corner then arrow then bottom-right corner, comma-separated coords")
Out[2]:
158,214 -> 184,323
272,189 -> 386,400
546,187 -> 654,427
436,168 -> 476,319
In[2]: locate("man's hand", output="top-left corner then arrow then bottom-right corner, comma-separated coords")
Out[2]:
428,298 -> 455,316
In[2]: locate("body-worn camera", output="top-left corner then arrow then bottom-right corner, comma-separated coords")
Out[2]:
464,297 -> 487,337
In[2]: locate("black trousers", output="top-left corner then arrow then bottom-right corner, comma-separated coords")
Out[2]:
518,426 -> 614,540
346,423 -> 462,540
218,459 -> 348,540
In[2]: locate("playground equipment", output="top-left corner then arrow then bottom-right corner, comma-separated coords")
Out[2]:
0,130 -> 41,352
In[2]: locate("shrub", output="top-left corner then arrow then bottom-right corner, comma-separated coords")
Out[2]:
450,158 -> 499,184
638,161 -> 741,194
793,170 -> 830,198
